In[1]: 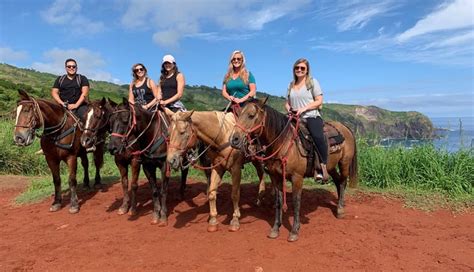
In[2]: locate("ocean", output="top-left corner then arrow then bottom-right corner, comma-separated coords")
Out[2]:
379,116 -> 474,152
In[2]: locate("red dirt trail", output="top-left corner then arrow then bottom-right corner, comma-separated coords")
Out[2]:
0,175 -> 473,271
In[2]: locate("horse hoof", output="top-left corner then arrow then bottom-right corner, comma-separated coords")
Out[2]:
82,185 -> 91,191
207,224 -> 218,232
337,209 -> 345,219
94,183 -> 102,190
267,230 -> 279,239
69,206 -> 79,214
158,220 -> 168,227
287,233 -> 299,242
128,209 -> 137,216
49,204 -> 61,212
228,224 -> 240,232
150,218 -> 159,225
117,207 -> 128,215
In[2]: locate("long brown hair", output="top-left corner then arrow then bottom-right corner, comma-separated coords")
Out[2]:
159,63 -> 179,85
223,50 -> 249,85
131,63 -> 148,82
289,58 -> 313,90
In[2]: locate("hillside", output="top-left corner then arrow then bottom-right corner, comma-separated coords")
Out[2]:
0,63 -> 433,139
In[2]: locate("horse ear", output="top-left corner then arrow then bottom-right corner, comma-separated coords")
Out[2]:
122,97 -> 130,108
182,110 -> 194,120
18,89 -> 30,101
100,97 -> 106,107
108,98 -> 117,108
164,107 -> 174,118
262,96 -> 269,105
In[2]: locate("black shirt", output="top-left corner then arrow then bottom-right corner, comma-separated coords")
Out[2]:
161,73 -> 178,101
53,74 -> 89,104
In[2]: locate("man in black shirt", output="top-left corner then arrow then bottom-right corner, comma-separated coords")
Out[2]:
51,58 -> 90,120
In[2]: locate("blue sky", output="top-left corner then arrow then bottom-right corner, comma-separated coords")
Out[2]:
0,0 -> 473,118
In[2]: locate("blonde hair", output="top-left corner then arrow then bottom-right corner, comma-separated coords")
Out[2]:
131,63 -> 148,82
289,58 -> 313,90
223,50 -> 249,85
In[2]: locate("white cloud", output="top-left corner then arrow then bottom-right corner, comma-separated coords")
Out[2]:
397,0 -> 474,42
121,0 -> 310,48
41,0 -> 105,34
337,1 -> 398,31
31,48 -> 121,83
0,47 -> 29,62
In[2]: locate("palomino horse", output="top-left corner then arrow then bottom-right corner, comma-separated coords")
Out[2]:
108,98 -> 189,225
230,99 -> 357,242
13,90 -> 99,213
81,98 -> 141,216
165,109 -> 266,232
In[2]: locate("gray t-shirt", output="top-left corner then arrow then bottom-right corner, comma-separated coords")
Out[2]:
288,78 -> 323,118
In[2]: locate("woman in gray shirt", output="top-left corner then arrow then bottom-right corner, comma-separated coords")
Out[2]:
284,58 -> 328,182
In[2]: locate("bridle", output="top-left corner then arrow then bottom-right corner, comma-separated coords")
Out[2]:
15,99 -> 68,137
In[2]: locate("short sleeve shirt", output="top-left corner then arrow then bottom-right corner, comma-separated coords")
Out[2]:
53,74 -> 89,104
288,78 -> 323,119
225,72 -> 256,99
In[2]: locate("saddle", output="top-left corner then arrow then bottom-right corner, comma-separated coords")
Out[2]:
295,120 -> 345,177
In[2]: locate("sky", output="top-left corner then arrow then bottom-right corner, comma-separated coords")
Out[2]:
0,0 -> 473,118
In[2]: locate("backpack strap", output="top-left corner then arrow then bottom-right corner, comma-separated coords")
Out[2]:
58,75 -> 67,88
76,74 -> 82,87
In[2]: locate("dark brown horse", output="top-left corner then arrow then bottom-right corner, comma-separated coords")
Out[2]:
230,99 -> 357,242
13,90 -> 94,213
80,98 -> 110,188
108,99 -> 189,225
165,109 -> 266,232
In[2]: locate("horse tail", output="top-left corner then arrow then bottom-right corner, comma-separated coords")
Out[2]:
348,138 -> 358,188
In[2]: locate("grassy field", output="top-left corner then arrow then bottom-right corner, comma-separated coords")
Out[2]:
2,118 -> 473,209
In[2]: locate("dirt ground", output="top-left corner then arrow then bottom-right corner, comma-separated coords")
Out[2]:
0,175 -> 473,271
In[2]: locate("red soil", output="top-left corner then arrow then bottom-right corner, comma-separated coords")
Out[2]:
0,175 -> 472,271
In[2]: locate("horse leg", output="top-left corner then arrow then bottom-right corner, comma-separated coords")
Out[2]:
252,160 -> 266,207
229,167 -> 242,232
66,156 -> 79,214
179,166 -> 189,200
93,143 -> 104,189
116,158 -> 130,215
46,158 -> 62,212
129,156 -> 140,216
335,162 -> 349,219
158,162 -> 169,226
143,163 -> 161,224
268,173 -> 282,239
207,167 -> 224,232
80,152 -> 90,190
288,176 -> 303,242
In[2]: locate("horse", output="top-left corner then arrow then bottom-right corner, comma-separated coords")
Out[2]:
165,109 -> 266,232
13,90 -> 96,213
230,99 -> 358,242
108,98 -> 189,225
80,98 -> 110,189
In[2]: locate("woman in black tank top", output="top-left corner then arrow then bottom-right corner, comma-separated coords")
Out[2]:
128,63 -> 160,111
158,55 -> 186,112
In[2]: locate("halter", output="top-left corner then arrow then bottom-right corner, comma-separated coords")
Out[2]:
83,106 -> 109,134
16,99 -> 69,137
110,103 -> 137,141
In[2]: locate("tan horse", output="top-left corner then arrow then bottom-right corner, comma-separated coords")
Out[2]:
230,99 -> 357,242
165,109 -> 266,232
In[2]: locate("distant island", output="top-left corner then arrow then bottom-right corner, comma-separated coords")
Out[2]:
0,63 -> 433,139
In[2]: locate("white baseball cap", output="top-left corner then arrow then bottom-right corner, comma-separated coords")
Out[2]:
162,54 -> 175,64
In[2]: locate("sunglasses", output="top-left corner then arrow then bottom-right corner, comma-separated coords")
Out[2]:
133,68 -> 144,73
232,57 -> 242,62
294,66 -> 306,72
66,65 -> 77,69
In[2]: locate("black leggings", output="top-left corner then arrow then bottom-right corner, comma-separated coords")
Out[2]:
73,103 -> 88,122
306,117 -> 328,164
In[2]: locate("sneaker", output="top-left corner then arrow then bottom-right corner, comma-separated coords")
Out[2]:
35,149 -> 44,155
86,146 -> 96,153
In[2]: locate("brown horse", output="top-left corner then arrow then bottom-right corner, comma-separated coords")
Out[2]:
80,98 -> 110,188
13,90 -> 94,213
230,99 -> 357,242
108,99 -> 190,225
165,109 -> 266,232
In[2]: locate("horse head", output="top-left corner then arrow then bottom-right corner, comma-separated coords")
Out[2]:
165,108 -> 196,170
14,90 -> 42,146
230,99 -> 266,150
81,97 -> 111,149
108,98 -> 133,155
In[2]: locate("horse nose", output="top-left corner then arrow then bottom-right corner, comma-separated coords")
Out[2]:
230,135 -> 241,148
14,135 -> 25,145
168,156 -> 180,170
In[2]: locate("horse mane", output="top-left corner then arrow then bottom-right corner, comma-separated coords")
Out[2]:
260,103 -> 290,134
